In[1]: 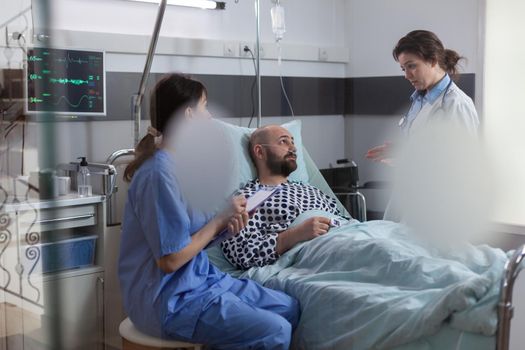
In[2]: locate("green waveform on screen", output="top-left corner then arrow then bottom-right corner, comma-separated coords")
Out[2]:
54,95 -> 96,108
56,53 -> 89,67
49,78 -> 89,86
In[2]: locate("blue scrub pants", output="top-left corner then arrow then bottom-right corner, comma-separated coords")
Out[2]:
167,278 -> 300,349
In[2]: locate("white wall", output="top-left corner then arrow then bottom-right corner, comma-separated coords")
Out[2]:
483,0 -> 525,227
345,0 -> 481,78
45,0 -> 346,47
0,0 -> 349,177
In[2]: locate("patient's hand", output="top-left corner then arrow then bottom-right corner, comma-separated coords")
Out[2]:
217,195 -> 249,236
276,216 -> 331,255
295,217 -> 331,241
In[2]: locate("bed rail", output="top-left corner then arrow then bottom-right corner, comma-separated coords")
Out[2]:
497,244 -> 525,350
106,149 -> 135,226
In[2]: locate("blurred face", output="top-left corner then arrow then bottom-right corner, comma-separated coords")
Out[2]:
259,127 -> 298,177
398,52 -> 441,91
186,93 -> 212,120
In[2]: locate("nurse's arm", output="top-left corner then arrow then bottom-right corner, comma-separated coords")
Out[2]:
157,195 -> 249,273
156,216 -> 226,273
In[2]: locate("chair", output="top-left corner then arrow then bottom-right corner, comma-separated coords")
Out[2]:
119,318 -> 202,350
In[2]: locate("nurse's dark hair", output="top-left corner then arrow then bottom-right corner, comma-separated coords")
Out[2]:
124,73 -> 207,182
392,30 -> 464,80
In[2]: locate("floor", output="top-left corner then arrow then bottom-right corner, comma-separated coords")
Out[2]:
0,302 -> 119,350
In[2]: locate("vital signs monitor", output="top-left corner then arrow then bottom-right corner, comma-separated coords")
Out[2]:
25,47 -> 106,116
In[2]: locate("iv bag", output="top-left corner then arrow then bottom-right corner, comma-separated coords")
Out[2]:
271,3 -> 286,42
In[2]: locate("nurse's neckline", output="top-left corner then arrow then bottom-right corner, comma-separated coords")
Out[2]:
421,72 -> 448,94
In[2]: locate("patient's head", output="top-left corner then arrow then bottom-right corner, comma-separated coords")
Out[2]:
249,125 -> 297,178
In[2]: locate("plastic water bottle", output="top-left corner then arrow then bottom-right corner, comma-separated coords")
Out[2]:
77,157 -> 92,197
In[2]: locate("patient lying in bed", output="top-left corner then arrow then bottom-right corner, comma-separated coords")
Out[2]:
219,124 -> 507,349
221,125 -> 353,269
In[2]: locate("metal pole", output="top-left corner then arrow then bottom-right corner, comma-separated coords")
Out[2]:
133,0 -> 167,146
496,244 -> 525,350
255,0 -> 262,127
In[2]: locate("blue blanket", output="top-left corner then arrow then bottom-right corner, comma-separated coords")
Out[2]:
226,213 -> 508,349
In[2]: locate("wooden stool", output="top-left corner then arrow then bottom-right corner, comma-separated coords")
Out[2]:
119,318 -> 202,350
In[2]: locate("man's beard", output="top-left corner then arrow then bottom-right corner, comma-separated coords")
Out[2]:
266,151 -> 297,177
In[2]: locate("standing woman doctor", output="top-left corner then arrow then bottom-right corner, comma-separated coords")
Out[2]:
366,30 -> 480,221
366,30 -> 479,165
119,73 -> 299,349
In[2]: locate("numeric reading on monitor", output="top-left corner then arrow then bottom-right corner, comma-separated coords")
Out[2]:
26,48 -> 105,115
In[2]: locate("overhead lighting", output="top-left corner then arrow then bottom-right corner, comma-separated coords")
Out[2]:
127,0 -> 225,10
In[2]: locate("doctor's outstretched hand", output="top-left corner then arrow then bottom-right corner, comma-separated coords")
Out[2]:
366,142 -> 395,166
219,195 -> 249,236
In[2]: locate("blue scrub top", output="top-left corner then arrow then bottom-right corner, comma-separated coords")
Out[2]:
119,149 -> 234,339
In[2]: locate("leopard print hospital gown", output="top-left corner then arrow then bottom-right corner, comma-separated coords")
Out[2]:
221,179 -> 344,270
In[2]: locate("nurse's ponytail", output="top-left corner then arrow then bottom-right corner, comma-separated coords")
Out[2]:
443,49 -> 462,80
123,133 -> 157,182
124,73 -> 207,182
393,30 -> 465,81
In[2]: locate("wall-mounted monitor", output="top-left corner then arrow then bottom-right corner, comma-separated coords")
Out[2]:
25,47 -> 106,116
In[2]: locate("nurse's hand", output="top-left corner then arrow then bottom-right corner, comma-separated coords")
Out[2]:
220,195 -> 249,235
366,142 -> 395,166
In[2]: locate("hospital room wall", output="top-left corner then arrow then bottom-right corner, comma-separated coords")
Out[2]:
483,0 -> 525,227
343,0 -> 484,213
2,0 -> 349,176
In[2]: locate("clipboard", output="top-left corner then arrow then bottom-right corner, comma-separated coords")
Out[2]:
205,186 -> 282,248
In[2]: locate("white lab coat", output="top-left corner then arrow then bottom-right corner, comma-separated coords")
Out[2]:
383,81 -> 480,222
409,82 -> 479,136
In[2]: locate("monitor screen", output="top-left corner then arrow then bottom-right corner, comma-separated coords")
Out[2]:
26,47 -> 106,116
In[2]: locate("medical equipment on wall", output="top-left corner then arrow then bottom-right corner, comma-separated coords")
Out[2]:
25,47 -> 106,116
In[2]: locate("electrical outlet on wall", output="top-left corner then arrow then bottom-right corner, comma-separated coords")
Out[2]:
240,42 -> 253,57
4,26 -> 26,46
319,47 -> 329,61
240,42 -> 265,58
223,41 -> 238,57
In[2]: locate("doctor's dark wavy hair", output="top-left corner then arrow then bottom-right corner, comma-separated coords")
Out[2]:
124,73 -> 207,182
393,30 -> 464,81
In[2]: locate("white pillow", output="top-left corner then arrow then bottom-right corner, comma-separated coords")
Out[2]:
214,119 -> 309,192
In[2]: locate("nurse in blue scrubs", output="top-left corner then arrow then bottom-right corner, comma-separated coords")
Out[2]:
119,73 -> 299,349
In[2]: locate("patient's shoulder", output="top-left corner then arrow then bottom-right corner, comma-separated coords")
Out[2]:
289,181 -> 323,193
236,179 -> 258,195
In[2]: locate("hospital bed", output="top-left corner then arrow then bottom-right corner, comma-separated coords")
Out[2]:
106,121 -> 525,349
103,2 -> 524,347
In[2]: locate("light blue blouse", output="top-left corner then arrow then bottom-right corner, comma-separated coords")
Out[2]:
402,74 -> 452,135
